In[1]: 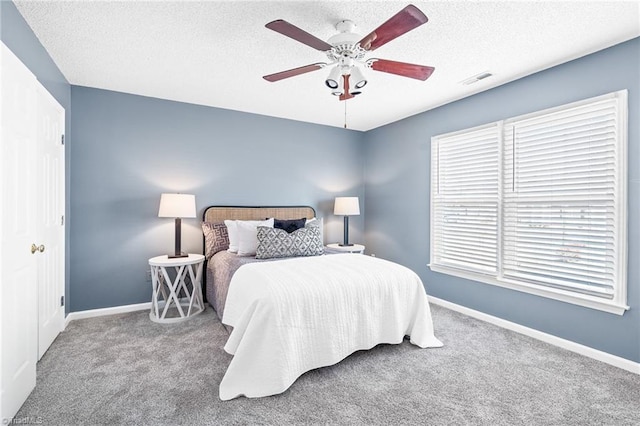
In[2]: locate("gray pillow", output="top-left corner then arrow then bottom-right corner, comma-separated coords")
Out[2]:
202,222 -> 229,259
255,225 -> 324,259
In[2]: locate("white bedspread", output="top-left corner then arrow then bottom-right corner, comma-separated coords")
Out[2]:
219,254 -> 443,400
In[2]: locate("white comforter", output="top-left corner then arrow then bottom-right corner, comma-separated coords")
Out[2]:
219,254 -> 443,400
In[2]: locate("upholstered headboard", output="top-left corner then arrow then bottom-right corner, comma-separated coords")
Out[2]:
202,205 -> 316,223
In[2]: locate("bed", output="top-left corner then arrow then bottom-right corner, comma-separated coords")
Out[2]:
202,205 -> 443,400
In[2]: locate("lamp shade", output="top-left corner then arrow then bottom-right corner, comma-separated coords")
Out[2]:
158,193 -> 196,218
331,73 -> 344,96
350,66 -> 367,90
334,197 -> 360,216
325,66 -> 341,89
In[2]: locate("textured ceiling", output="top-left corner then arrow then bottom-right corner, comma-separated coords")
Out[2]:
14,1 -> 640,131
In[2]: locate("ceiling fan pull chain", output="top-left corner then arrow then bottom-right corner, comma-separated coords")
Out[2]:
344,99 -> 348,129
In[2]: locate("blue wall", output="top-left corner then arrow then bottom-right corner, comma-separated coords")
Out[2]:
0,1 -> 69,106
69,87 -> 365,312
1,0 -> 72,314
363,37 -> 640,363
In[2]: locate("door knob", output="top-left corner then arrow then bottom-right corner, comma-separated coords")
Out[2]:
30,244 -> 45,254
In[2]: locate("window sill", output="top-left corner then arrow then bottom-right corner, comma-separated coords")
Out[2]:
428,264 -> 629,316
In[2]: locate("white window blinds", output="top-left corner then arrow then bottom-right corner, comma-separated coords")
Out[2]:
430,91 -> 628,314
503,97 -> 623,299
431,125 -> 499,274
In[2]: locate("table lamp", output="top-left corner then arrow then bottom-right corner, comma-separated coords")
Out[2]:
158,193 -> 196,258
334,196 -> 360,246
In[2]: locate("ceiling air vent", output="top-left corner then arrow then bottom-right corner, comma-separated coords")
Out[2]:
460,71 -> 493,85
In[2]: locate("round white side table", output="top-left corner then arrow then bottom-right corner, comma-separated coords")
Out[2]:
325,243 -> 365,254
148,253 -> 205,323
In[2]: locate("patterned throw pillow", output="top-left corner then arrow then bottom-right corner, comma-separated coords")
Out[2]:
255,225 -> 324,259
202,222 -> 229,259
305,217 -> 324,243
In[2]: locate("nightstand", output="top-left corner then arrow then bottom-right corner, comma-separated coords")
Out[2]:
148,253 -> 205,323
325,243 -> 365,254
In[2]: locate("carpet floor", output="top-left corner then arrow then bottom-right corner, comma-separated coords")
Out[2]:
16,304 -> 640,425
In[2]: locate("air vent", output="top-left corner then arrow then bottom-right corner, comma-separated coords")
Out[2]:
461,71 -> 493,85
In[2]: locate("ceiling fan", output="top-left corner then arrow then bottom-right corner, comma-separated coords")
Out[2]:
263,4 -> 434,101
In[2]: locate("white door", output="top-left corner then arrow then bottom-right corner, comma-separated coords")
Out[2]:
0,42 -> 65,420
35,84 -> 65,360
0,42 -> 39,420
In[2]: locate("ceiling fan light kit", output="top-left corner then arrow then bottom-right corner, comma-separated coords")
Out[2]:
263,4 -> 435,101
350,66 -> 368,90
325,66 -> 341,89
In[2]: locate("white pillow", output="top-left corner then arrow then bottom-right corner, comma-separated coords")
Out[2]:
236,218 -> 274,256
224,220 -> 239,253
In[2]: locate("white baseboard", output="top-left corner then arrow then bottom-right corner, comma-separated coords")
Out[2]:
64,302 -> 151,328
428,296 -> 640,375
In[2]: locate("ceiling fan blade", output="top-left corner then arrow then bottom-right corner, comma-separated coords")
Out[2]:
266,20 -> 333,51
359,4 -> 428,51
263,63 -> 326,82
369,59 -> 434,80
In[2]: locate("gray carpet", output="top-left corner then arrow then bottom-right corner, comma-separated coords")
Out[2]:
16,304 -> 640,425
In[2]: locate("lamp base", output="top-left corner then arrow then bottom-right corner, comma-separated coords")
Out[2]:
340,216 -> 355,246
169,218 -> 188,258
168,252 -> 189,258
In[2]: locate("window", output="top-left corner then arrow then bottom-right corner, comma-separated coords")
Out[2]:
430,91 -> 628,315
